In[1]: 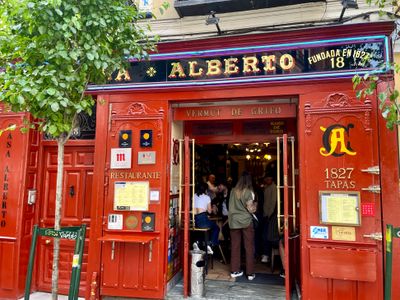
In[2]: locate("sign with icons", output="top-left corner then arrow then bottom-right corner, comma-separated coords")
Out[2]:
110,148 -> 132,169
138,151 -> 156,165
108,214 -> 123,230
140,130 -> 153,147
142,212 -> 155,232
310,226 -> 329,239
119,130 -> 132,148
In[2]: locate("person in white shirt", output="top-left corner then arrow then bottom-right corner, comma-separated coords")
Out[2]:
194,182 -> 220,250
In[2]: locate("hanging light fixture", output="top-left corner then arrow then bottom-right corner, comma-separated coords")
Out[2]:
339,0 -> 358,22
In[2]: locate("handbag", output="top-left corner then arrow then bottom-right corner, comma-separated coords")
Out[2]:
239,192 -> 259,229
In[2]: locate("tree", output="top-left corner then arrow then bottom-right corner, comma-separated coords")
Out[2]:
0,0 -> 155,298
353,0 -> 399,129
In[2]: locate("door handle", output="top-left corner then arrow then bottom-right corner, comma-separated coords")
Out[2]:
363,232 -> 382,241
69,185 -> 75,197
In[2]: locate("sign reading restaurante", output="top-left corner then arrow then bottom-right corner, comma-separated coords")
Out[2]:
103,36 -> 388,88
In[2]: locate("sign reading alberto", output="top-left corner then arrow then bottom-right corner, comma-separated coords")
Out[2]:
107,37 -> 386,87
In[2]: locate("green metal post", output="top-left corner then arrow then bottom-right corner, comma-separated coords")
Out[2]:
68,228 -> 80,300
74,224 -> 86,298
68,224 -> 87,300
385,224 -> 393,300
24,225 -> 39,300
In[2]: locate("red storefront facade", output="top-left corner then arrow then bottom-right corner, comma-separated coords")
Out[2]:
0,21 -> 399,300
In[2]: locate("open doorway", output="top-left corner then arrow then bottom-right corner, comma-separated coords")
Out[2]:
178,136 -> 300,299
192,142 -> 285,281
169,102 -> 300,299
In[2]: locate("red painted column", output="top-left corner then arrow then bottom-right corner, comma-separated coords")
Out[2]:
85,96 -> 110,300
377,80 -> 400,300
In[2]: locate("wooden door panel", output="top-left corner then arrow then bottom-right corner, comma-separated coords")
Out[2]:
63,171 -> 80,220
83,171 -> 93,221
38,146 -> 94,295
43,171 -> 57,220
38,239 -> 89,293
76,151 -> 94,166
142,239 -> 160,291
302,92 -> 383,299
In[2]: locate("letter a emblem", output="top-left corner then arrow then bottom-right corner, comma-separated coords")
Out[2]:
320,124 -> 357,157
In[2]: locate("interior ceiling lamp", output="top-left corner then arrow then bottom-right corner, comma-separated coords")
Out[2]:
339,0 -> 359,22
206,11 -> 222,35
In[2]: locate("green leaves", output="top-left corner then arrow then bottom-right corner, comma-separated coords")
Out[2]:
50,102 -> 59,112
354,63 -> 400,131
46,88 -> 56,95
0,0 -> 154,138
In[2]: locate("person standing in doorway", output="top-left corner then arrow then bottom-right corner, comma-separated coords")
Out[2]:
228,171 -> 257,281
261,175 -> 278,263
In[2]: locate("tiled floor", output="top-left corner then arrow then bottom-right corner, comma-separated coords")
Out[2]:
166,278 -> 286,300
166,259 -> 286,300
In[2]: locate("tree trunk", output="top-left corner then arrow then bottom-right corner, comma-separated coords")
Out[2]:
52,137 -> 66,300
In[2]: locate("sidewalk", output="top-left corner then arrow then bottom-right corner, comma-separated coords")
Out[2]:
22,292 -> 84,300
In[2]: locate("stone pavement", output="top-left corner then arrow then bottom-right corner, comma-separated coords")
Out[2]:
24,279 -> 288,300
21,292 -> 84,299
165,279 -> 286,300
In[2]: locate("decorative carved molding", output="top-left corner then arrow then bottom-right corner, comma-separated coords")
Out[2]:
305,107 -> 312,135
325,92 -> 354,107
304,93 -> 372,135
127,102 -> 158,116
110,102 -> 165,138
128,103 -> 146,115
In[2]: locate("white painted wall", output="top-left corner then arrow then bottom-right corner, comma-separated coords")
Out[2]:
138,0 -> 393,42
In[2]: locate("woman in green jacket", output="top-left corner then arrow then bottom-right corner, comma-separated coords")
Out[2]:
228,171 -> 257,281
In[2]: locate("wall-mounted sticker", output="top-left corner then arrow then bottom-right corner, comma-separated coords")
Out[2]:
140,130 -> 153,147
310,226 -> 329,239
108,214 -> 123,230
320,124 -> 356,157
125,215 -> 139,230
138,151 -> 156,164
332,226 -> 356,241
119,130 -> 132,148
110,148 -> 132,169
150,189 -> 160,202
361,202 -> 375,217
142,212 -> 155,232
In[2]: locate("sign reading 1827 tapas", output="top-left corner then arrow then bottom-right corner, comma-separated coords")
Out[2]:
103,36 -> 388,88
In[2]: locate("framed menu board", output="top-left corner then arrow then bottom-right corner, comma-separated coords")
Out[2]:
319,191 -> 361,226
114,181 -> 149,211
